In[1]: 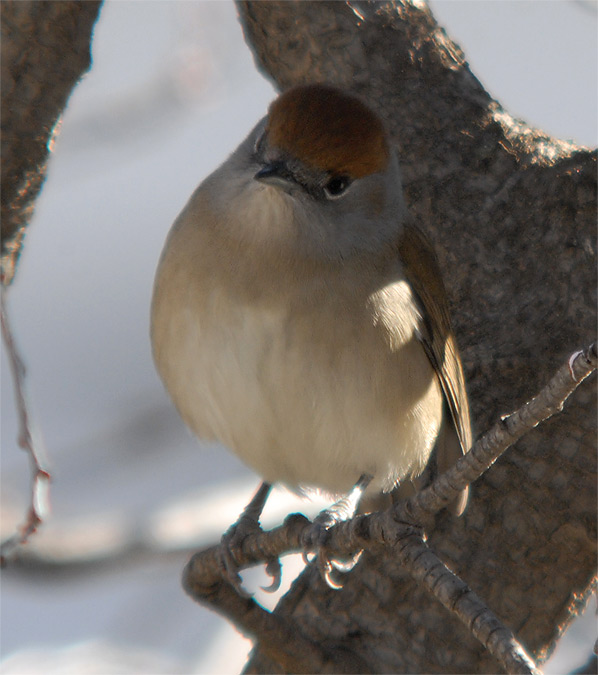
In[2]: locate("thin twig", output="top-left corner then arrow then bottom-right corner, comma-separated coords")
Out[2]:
1,290 -> 51,564
393,531 -> 541,675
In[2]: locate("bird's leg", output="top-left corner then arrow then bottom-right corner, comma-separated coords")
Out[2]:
310,473 -> 373,535
303,473 -> 373,589
219,482 -> 282,594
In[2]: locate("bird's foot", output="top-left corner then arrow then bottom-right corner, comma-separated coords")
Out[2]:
302,474 -> 372,589
303,526 -> 363,589
217,482 -> 281,595
218,518 -> 282,595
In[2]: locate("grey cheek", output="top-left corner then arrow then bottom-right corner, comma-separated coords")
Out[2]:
366,184 -> 386,218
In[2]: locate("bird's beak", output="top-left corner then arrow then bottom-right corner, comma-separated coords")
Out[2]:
254,162 -> 297,192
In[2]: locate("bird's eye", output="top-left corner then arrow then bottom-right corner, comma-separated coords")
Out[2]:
324,175 -> 351,199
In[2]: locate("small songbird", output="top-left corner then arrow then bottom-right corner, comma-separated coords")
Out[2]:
151,84 -> 472,588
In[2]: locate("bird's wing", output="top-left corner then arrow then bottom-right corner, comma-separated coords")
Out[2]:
397,222 -> 472,513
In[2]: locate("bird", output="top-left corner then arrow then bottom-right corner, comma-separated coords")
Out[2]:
151,83 -> 472,590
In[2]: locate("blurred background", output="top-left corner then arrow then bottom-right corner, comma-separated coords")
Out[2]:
1,1 -> 596,672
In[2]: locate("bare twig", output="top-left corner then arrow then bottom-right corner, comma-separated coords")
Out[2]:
1,291 -> 51,564
392,532 -> 541,675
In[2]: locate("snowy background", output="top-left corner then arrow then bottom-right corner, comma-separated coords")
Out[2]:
1,1 -> 596,673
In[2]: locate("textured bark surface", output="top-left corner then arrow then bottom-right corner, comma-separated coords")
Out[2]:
1,0 -> 102,284
236,1 -> 597,673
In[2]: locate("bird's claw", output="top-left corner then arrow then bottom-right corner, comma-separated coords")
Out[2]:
318,553 -> 344,590
261,557 -> 283,593
218,518 -> 283,596
331,550 -> 362,572
302,519 -> 363,590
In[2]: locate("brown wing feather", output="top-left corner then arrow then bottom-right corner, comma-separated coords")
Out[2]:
398,222 -> 472,513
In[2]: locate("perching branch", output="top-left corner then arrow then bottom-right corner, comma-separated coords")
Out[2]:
183,344 -> 596,674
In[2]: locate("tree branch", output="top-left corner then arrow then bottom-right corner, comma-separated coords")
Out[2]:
1,0 -> 102,285
392,532 -> 540,675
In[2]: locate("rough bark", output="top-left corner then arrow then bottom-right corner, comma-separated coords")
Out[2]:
1,0 -> 102,285
231,2 -> 597,673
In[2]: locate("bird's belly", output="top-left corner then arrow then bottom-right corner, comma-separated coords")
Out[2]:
155,290 -> 442,496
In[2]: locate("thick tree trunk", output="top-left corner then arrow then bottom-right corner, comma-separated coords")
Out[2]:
233,2 -> 596,672
1,0 -> 102,284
